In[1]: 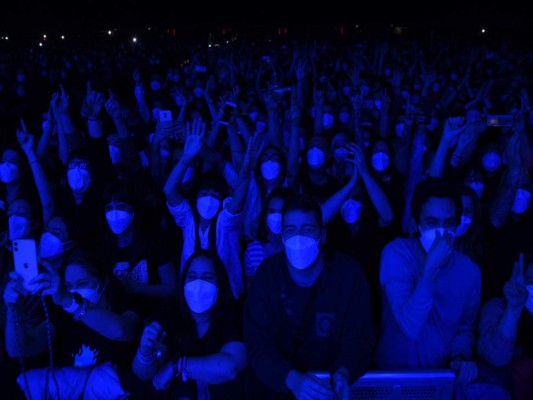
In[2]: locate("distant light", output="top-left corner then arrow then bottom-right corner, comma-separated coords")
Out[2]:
148,27 -> 151,31
61,35 -> 65,40
226,40 -> 229,44
132,37 -> 137,43
39,42 -> 43,47
4,36 -> 8,41
108,30 -> 112,35
208,44 -> 212,48
43,34 -> 47,39
481,28 -> 486,33
355,25 -> 359,28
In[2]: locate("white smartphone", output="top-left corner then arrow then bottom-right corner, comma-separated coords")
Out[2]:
12,238 -> 39,291
159,110 -> 172,122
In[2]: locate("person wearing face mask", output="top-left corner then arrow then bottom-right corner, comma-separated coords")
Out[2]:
3,248 -> 143,398
57,149 -> 109,251
244,193 -> 375,400
477,253 -> 533,400
164,119 -> 251,300
0,147 -> 38,211
132,250 -> 248,399
376,179 -> 481,390
300,134 -> 342,204
94,180 -> 178,319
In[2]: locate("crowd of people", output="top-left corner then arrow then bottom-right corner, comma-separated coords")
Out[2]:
0,25 -> 532,399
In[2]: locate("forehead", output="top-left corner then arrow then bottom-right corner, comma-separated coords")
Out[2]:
2,149 -> 21,163
47,216 -> 68,235
283,209 -> 319,227
261,147 -> 281,160
8,199 -> 32,216
420,197 -> 457,219
331,133 -> 348,148
372,140 -> 389,153
308,136 -> 328,149
65,263 -> 92,283
188,256 -> 215,275
267,197 -> 284,211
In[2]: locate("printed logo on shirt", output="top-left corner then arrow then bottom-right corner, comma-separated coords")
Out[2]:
73,344 -> 99,367
113,259 -> 149,285
315,313 -> 335,337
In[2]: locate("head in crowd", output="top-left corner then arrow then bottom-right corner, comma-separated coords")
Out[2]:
102,180 -> 140,235
193,171 -> 228,221
256,186 -> 294,242
305,134 -> 329,171
179,249 -> 233,319
0,147 -> 25,186
256,145 -> 286,186
369,139 -> 392,174
66,148 -> 94,194
281,193 -> 326,270
7,197 -> 38,242
38,213 -> 76,266
64,248 -> 109,305
411,178 -> 462,252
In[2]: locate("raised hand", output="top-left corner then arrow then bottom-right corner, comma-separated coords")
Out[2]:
3,272 -> 28,305
104,94 -> 123,122
139,321 -> 166,357
28,271 -> 71,306
424,230 -> 454,282
81,82 -> 105,120
503,252 -> 529,311
50,85 -> 70,116
16,119 -> 35,156
345,142 -> 368,177
182,118 -> 206,162
442,117 -> 466,144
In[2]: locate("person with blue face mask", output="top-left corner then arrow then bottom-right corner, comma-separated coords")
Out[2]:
164,119 -> 251,300
132,250 -> 248,399
244,193 -> 375,400
376,178 -> 481,387
477,253 -> 533,400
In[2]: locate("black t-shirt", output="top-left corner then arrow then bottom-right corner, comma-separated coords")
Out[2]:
150,299 -> 246,400
52,278 -> 139,371
94,222 -> 175,318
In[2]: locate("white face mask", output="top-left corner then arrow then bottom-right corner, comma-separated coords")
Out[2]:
39,231 -> 66,259
482,152 -> 501,172
67,168 -> 91,192
307,147 -> 326,168
9,215 -> 30,241
341,199 -> 363,224
261,160 -> 282,181
418,226 -> 455,253
455,215 -> 473,237
526,285 -> 533,314
108,145 -> 121,165
511,188 -> 532,214
0,162 -> 20,183
106,210 -> 134,234
150,81 -> 161,92
266,212 -> 282,235
248,111 -> 259,123
71,283 -> 103,304
255,121 -> 267,134
467,182 -> 484,199
184,279 -> 218,313
371,152 -> 390,172
338,112 -> 350,124
196,195 -> 221,220
283,235 -> 320,270
323,113 -> 335,130
395,122 -> 406,138
193,87 -> 204,98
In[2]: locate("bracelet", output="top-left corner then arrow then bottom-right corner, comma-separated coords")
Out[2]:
63,296 -> 80,314
72,298 -> 88,320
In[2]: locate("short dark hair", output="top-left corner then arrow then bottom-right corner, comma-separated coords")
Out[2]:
281,192 -> 323,230
410,178 -> 462,225
102,180 -> 139,212
193,171 -> 228,201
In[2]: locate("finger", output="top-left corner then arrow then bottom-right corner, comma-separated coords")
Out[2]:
20,118 -> 28,133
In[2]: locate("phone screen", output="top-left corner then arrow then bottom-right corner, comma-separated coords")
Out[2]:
486,115 -> 514,127
219,101 -> 236,125
12,239 -> 39,291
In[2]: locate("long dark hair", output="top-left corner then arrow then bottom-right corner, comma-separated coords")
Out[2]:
178,249 -> 233,325
255,186 -> 294,243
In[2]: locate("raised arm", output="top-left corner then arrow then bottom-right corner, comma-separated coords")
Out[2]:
17,125 -> 54,225
163,119 -> 206,207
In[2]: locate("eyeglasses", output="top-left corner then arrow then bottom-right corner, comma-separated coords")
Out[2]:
68,160 -> 90,170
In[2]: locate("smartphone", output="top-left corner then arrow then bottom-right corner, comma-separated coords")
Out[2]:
12,238 -> 39,292
487,114 -> 514,127
219,101 -> 236,125
159,110 -> 172,122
